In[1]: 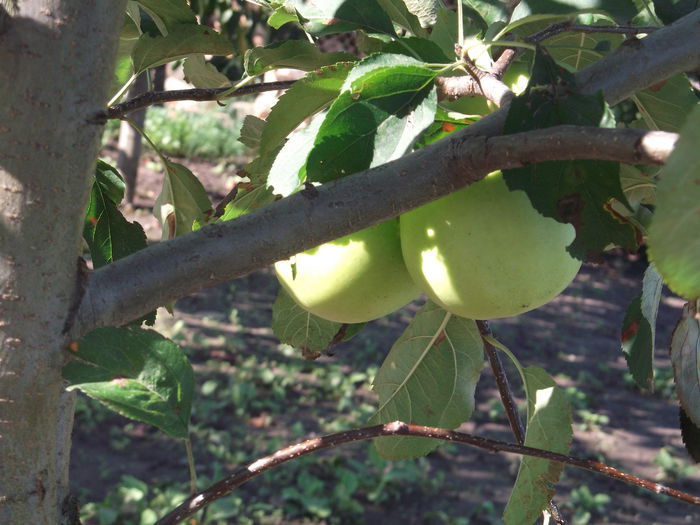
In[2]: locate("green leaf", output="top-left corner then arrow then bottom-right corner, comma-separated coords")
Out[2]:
271,288 -> 364,360
182,54 -> 230,88
402,0 -> 440,28
621,264 -> 663,390
670,301 -> 700,430
376,0 -> 430,36
357,33 -> 450,63
238,115 -> 266,150
154,160 -> 213,240
632,74 -> 698,132
268,4 -> 299,29
244,40 -> 354,77
370,302 -> 484,459
653,0 -> 700,24
132,24 -> 232,75
83,163 -> 147,269
512,0 -> 638,21
463,0 -> 510,26
680,406 -> 700,463
261,62 -> 354,158
219,184 -> 277,222
292,0 -> 397,37
268,112 -> 326,196
306,54 -> 438,184
503,366 -> 573,525
542,22 -> 623,71
648,105 -> 700,299
135,0 -> 197,34
430,8 -> 482,59
63,327 -> 194,439
503,49 -> 637,261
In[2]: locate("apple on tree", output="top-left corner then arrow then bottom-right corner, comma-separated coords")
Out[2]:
275,219 -> 420,324
400,171 -> 582,320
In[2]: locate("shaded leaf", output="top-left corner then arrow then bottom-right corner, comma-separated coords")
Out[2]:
503,366 -> 573,525
271,287 -> 363,360
503,49 -> 637,261
648,105 -> 700,299
244,40 -> 354,77
238,115 -> 266,150
63,327 -> 194,439
633,74 -> 698,132
132,24 -> 232,75
653,0 -> 700,24
357,33 -> 450,63
135,0 -> 196,34
680,406 -> 700,463
183,54 -> 230,88
154,160 -> 213,240
83,161 -> 147,270
307,54 -> 438,183
370,302 -> 484,459
430,8 -> 483,58
670,301 -> 700,430
512,0 -> 638,21
542,22 -> 623,71
292,0 -> 397,37
621,264 -> 663,390
268,4 -> 299,29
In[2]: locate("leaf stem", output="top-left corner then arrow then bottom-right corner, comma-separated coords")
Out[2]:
184,437 -> 197,495
155,421 -> 700,525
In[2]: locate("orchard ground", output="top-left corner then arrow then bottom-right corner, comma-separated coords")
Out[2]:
72,148 -> 700,524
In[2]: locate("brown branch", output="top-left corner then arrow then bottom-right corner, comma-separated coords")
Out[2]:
155,421 -> 700,525
477,321 -> 525,443
90,81 -> 297,122
477,320 -> 566,524
528,22 -> 659,44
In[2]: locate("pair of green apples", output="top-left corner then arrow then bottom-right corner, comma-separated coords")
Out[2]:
275,171 -> 582,323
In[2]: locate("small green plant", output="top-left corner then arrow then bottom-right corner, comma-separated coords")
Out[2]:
654,447 -> 696,482
563,485 -> 611,525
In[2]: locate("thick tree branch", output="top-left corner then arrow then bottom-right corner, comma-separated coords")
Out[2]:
155,421 -> 700,525
90,81 -> 297,122
70,126 -> 676,338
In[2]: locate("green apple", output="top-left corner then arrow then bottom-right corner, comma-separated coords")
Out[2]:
400,172 -> 581,320
275,219 -> 420,324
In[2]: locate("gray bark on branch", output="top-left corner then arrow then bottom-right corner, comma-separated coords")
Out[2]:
71,126 -> 676,338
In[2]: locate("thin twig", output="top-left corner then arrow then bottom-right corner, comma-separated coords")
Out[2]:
477,321 -> 525,444
90,81 -> 297,123
155,421 -> 700,525
528,21 -> 659,44
477,321 -> 566,524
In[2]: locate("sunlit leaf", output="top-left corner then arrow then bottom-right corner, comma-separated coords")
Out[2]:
376,0 -> 430,36
132,24 -> 232,74
244,40 -> 354,77
291,0 -> 397,37
261,62 -> 354,157
402,0 -> 439,28
463,0 -> 510,26
621,264 -> 663,390
271,288 -> 363,360
63,327 -> 194,439
182,54 -> 230,88
503,366 -> 573,525
648,105 -> 700,299
154,160 -> 213,240
370,302 -> 484,459
219,184 -> 276,222
511,0 -> 638,21
238,115 -> 266,150
306,54 -> 438,183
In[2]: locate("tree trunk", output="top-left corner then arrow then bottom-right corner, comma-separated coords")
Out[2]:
117,72 -> 148,204
0,2 -> 125,523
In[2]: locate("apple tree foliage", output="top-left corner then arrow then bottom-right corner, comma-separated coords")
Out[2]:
63,0 -> 700,523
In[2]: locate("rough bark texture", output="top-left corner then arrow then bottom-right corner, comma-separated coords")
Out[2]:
0,2 -> 125,523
